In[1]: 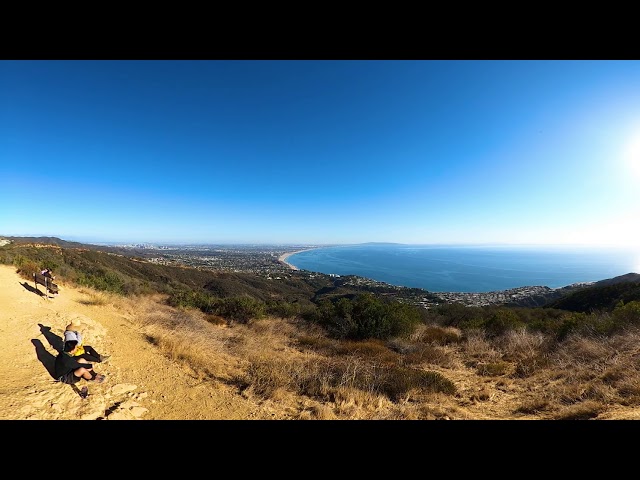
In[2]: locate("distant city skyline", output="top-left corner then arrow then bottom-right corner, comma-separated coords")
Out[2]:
2,60 -> 640,249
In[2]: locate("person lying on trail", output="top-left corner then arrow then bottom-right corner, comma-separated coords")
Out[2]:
54,339 -> 106,387
64,319 -> 110,364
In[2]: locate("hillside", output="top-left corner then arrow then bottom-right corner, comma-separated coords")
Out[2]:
543,274 -> 640,313
4,237 -> 640,420
3,259 -> 640,420
0,264 -> 288,420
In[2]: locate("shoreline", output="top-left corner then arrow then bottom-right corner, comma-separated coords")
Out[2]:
278,248 -> 320,271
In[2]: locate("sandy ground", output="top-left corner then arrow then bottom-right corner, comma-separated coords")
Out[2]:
278,251 -> 301,270
0,264 -> 290,421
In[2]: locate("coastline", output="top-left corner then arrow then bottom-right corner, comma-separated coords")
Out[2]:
278,248 -> 319,271
277,245 -> 636,293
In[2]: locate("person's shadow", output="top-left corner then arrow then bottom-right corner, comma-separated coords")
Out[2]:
38,324 -> 63,354
32,338 -> 57,378
34,325 -> 85,397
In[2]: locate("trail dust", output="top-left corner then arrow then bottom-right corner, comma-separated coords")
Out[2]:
0,264 -> 289,420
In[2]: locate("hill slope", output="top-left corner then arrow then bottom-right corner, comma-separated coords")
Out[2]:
0,264 -> 293,420
4,263 -> 640,420
543,274 -> 640,312
4,236 -> 640,421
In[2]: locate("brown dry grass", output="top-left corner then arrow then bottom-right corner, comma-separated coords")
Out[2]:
4,262 -> 640,420
104,289 -> 640,419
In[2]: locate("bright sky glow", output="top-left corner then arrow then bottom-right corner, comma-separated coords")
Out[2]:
1,60 -> 639,248
622,129 -> 640,179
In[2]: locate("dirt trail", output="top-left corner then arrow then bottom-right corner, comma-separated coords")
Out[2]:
0,264 -> 282,420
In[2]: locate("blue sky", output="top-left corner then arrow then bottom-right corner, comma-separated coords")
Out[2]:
2,60 -> 640,247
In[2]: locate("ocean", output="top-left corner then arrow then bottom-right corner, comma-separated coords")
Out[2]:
286,244 -> 640,293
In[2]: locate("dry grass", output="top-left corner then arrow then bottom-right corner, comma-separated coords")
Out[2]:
410,324 -> 464,345
552,400 -> 605,420
461,330 -> 502,367
514,398 -> 551,415
476,361 -> 514,376
100,290 -> 640,419
334,339 -> 399,363
496,329 -> 552,377
403,344 -> 457,367
77,290 -> 109,306
298,404 -> 338,420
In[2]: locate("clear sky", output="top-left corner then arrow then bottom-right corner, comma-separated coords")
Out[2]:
2,60 -> 640,247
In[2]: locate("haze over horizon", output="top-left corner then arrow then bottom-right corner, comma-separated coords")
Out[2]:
2,60 -> 640,249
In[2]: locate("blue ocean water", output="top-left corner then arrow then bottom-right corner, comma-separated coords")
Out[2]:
287,244 -> 640,293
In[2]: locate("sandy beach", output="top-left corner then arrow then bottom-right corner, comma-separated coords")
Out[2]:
278,248 -> 318,270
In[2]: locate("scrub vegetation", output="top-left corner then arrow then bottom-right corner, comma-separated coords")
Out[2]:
3,237 -> 640,419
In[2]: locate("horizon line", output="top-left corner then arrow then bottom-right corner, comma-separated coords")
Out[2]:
1,234 -> 637,250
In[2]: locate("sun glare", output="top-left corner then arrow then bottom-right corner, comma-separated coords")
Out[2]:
568,211 -> 640,249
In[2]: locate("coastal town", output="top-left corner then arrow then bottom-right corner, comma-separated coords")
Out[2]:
108,243 -> 583,309
126,244 -> 318,276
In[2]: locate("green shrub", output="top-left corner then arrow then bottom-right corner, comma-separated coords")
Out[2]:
14,257 -> 41,281
168,290 -> 217,312
612,300 -> 640,329
556,312 -> 588,341
484,309 -> 526,337
556,311 -> 622,339
168,291 -> 265,323
431,303 -> 483,329
76,269 -> 126,295
216,296 -> 265,323
314,293 -> 423,340
265,300 -> 301,318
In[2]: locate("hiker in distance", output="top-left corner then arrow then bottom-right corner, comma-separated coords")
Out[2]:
39,267 -> 59,296
41,268 -> 55,279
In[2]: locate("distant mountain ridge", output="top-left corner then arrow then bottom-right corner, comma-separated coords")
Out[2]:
1,236 -> 92,248
0,236 -> 164,257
